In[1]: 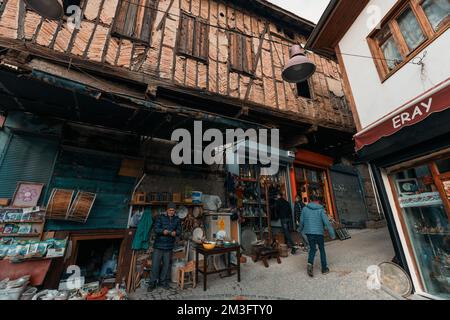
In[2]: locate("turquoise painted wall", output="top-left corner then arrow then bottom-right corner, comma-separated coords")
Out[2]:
45,150 -> 136,231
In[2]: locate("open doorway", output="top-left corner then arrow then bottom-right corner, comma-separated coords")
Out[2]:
75,238 -> 122,283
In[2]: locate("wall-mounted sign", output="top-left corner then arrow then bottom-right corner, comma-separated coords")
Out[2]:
355,82 -> 450,151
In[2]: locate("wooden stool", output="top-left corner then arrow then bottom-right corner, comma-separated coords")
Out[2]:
177,261 -> 197,290
252,241 -> 282,268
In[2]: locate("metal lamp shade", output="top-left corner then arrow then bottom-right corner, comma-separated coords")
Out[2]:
23,0 -> 64,20
282,45 -> 316,83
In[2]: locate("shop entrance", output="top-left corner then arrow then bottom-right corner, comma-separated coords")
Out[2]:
75,238 -> 122,283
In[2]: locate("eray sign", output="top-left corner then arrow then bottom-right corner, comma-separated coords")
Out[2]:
355,81 -> 450,151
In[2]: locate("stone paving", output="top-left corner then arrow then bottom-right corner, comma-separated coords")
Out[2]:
130,228 -> 396,300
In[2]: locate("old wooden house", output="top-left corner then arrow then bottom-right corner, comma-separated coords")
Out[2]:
0,0 -> 382,289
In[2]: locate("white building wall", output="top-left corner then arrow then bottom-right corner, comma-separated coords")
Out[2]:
338,0 -> 450,129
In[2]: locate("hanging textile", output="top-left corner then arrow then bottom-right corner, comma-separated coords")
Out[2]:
131,207 -> 153,251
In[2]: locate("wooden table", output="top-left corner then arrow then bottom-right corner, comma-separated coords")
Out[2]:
195,244 -> 241,291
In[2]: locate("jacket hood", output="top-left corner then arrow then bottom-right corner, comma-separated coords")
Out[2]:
306,202 -> 324,210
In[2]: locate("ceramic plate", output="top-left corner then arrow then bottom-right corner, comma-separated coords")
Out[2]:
241,228 -> 257,254
193,206 -> 202,218
213,254 -> 228,271
192,227 -> 204,242
177,206 -> 188,219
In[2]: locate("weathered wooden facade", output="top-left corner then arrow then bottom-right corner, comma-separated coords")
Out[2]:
0,0 -> 354,136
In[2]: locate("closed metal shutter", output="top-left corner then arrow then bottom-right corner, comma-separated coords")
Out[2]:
0,133 -> 58,199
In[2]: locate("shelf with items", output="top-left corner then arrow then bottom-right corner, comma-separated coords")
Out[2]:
0,233 -> 42,238
130,201 -> 203,207
0,207 -> 46,242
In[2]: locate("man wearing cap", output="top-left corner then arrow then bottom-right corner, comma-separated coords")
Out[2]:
148,202 -> 182,291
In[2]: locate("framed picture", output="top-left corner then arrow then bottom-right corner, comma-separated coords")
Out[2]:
11,182 -> 45,208
396,178 -> 419,196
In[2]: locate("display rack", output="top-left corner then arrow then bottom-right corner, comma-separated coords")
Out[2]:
0,207 -> 46,242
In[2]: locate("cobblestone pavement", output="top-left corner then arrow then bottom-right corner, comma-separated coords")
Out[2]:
130,228 -> 396,300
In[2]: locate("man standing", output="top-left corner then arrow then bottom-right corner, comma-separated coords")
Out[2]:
299,195 -> 335,277
148,202 -> 182,291
275,192 -> 297,255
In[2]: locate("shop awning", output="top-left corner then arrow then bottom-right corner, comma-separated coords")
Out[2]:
0,67 -> 262,140
355,79 -> 450,152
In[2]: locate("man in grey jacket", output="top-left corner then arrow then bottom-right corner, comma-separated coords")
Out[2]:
298,195 -> 336,277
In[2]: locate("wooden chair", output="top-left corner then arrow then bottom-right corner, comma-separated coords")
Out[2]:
177,260 -> 197,290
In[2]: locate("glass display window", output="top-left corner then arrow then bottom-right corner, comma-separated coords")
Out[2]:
389,157 -> 450,299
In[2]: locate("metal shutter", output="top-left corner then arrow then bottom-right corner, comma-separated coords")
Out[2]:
0,133 -> 58,199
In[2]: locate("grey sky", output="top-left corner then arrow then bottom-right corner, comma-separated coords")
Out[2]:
268,0 -> 331,23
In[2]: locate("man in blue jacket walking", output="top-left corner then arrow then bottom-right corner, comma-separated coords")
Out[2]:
148,202 -> 182,291
298,195 -> 336,277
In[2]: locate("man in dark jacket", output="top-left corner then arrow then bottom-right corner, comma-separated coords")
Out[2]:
298,195 -> 335,277
275,193 -> 297,254
148,202 -> 182,291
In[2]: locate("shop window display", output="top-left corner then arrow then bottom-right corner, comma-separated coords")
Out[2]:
391,162 -> 450,298
295,166 -> 331,214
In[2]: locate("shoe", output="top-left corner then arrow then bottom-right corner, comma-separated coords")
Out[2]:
291,247 -> 298,255
322,267 -> 330,275
307,263 -> 314,277
147,282 -> 157,292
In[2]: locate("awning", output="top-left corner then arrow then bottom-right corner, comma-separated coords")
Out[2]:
355,78 -> 450,152
0,67 -> 261,139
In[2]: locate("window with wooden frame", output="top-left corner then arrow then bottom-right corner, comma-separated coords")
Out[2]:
296,79 -> 313,99
112,0 -> 157,44
229,31 -> 255,76
367,0 -> 450,81
176,12 -> 209,62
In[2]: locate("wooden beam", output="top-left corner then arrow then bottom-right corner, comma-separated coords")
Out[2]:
244,22 -> 268,101
335,44 -> 362,131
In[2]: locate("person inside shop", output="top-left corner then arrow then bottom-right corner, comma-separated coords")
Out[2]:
275,192 -> 297,255
294,194 -> 309,252
148,202 -> 182,292
299,194 -> 336,277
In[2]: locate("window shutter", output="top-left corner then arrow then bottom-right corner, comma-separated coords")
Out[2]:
178,14 -> 190,54
243,36 -> 253,73
230,32 -> 254,74
112,0 -> 156,43
177,13 -> 209,61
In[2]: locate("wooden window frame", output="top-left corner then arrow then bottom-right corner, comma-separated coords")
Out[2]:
112,0 -> 157,45
296,78 -> 315,100
367,0 -> 450,83
176,11 -> 209,63
228,31 -> 256,77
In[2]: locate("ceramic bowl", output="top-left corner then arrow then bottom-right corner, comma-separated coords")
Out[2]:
202,242 -> 216,250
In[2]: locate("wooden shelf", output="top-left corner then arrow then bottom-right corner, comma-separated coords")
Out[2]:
0,220 -> 45,224
238,177 -> 258,182
0,233 -> 41,237
130,202 -> 203,207
243,216 -> 267,219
